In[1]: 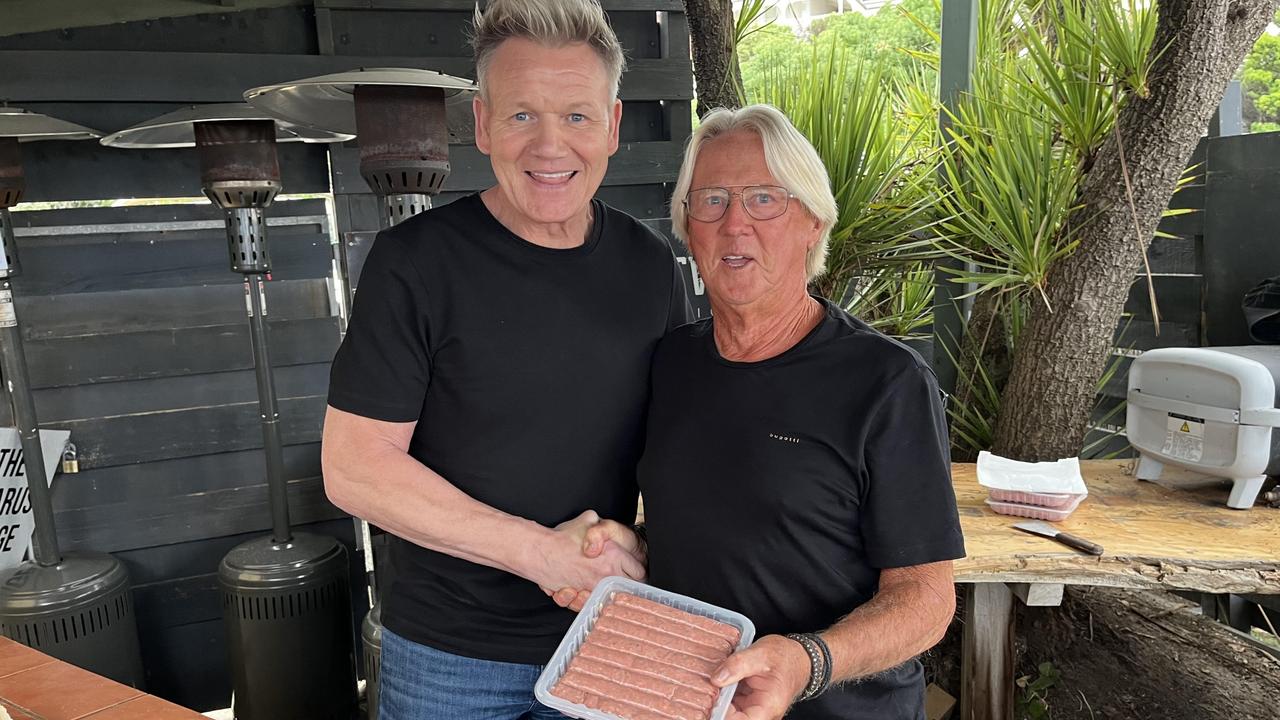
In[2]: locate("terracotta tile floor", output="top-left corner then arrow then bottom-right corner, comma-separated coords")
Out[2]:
0,638 -> 203,719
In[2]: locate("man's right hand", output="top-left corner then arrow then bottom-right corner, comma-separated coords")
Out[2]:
529,511 -> 645,605
545,518 -> 646,611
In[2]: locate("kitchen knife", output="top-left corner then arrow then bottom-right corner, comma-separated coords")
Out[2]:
1012,520 -> 1104,555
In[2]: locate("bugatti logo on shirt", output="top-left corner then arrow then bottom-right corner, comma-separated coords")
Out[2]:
769,433 -> 800,444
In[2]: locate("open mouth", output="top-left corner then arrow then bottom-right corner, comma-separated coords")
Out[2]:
722,255 -> 753,269
527,170 -> 577,185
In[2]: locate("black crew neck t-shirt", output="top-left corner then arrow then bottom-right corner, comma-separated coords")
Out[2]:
638,299 -> 965,720
327,194 -> 691,664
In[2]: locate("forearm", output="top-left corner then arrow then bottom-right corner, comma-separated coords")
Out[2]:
324,436 -> 548,579
819,561 -> 956,683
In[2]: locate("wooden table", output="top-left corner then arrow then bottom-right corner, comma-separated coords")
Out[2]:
951,459 -> 1280,720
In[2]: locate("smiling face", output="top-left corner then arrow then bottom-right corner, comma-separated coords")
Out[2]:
685,131 -> 821,313
473,38 -> 622,242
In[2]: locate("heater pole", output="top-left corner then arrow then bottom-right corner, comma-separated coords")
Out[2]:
0,210 -> 59,566
244,271 -> 291,544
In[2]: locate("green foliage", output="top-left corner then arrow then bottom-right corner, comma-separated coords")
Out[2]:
738,0 -> 942,97
1243,27 -> 1280,130
750,39 -> 944,322
728,0 -> 1170,445
1016,662 -> 1062,720
848,263 -> 936,337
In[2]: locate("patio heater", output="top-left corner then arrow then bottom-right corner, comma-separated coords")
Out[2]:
101,105 -> 356,720
245,68 -> 475,229
0,107 -> 145,688
246,68 -> 473,719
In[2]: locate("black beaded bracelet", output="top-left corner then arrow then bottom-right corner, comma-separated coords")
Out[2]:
785,632 -> 832,702
811,633 -> 834,695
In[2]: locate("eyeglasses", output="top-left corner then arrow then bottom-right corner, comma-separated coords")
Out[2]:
683,185 -> 793,223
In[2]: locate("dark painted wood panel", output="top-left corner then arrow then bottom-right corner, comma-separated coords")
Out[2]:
32,362 -> 330,423
321,8 -> 666,60
18,138 -> 332,203
13,228 -> 332,294
134,575 -> 223,635
53,442 -> 323,511
56,475 -> 343,552
1146,235 -> 1199,275
139,618 -> 231,711
0,5 -> 318,54
594,182 -> 672,220
15,279 -> 332,340
1204,132 -> 1280,345
1114,319 -> 1200,351
1123,274 -> 1203,324
9,197 -> 328,229
618,101 -> 669,142
61,395 -> 327,469
0,50 -> 693,104
25,316 -> 340,389
330,140 -> 683,194
1155,213 -> 1202,245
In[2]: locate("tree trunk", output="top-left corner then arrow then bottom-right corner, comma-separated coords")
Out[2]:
683,0 -> 743,115
992,0 -> 1278,461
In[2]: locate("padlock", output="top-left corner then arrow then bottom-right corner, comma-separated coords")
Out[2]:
61,443 -> 79,474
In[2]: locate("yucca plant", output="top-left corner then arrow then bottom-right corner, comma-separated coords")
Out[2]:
935,81 -> 1084,308
848,262 -> 936,337
752,39 -> 945,308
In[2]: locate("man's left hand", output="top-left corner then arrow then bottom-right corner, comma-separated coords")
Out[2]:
712,634 -> 811,720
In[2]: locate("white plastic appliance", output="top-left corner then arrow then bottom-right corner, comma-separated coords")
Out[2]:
1126,346 -> 1280,509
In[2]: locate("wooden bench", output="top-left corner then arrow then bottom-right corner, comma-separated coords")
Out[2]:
953,459 -> 1280,720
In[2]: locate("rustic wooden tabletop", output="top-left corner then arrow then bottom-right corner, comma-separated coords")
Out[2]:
952,459 -> 1280,595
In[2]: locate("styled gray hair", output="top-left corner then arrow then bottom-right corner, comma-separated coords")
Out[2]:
671,104 -> 838,281
471,0 -> 627,100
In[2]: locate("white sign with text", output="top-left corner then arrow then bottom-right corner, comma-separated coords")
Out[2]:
0,428 -> 71,571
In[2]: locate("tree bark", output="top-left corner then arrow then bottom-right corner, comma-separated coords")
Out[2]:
683,0 -> 743,115
992,0 -> 1278,461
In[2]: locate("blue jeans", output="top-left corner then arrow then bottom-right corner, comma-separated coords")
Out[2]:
379,628 -> 568,720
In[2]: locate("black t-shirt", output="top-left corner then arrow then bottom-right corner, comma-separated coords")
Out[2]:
327,194 -> 691,664
638,299 -> 965,720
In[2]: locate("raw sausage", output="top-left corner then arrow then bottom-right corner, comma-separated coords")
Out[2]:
550,593 -> 741,720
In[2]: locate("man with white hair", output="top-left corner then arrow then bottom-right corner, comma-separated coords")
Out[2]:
560,104 -> 964,719
321,1 -> 690,717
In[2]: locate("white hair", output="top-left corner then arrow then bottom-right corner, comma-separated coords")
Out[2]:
471,0 -> 627,100
671,104 -> 837,281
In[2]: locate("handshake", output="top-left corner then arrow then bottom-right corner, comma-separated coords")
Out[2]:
535,510 -> 646,612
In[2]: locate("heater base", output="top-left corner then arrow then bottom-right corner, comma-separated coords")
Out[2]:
0,552 -> 145,688
360,602 -> 383,720
219,532 -> 357,720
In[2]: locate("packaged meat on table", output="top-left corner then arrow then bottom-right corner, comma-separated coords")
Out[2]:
535,576 -> 756,720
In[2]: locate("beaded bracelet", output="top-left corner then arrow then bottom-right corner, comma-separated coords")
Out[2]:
785,632 -> 833,701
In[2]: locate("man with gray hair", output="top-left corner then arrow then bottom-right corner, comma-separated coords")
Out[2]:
321,0 -> 690,717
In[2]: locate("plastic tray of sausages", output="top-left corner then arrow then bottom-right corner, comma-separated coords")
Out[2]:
534,575 -> 756,720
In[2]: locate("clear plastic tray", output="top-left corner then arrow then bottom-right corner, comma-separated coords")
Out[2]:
534,576 -> 756,720
987,488 -> 1083,508
986,493 -> 1085,521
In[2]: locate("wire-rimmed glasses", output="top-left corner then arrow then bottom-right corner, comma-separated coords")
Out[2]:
684,185 -> 793,223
